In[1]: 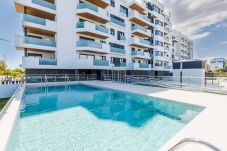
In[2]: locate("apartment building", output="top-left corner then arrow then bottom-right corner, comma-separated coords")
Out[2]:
172,30 -> 193,61
14,0 -> 173,77
210,58 -> 226,72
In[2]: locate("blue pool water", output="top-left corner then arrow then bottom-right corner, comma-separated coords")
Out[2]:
11,85 -> 203,151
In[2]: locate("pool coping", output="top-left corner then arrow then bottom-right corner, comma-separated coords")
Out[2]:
1,81 -> 227,151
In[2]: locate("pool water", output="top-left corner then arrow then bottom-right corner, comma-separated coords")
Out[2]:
11,85 -> 203,151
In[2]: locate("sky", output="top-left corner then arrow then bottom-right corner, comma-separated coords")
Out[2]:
0,0 -> 227,68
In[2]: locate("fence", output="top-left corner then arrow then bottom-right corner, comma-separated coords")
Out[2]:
102,74 -> 227,95
25,74 -> 97,83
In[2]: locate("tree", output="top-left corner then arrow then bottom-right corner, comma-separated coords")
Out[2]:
0,60 -> 7,75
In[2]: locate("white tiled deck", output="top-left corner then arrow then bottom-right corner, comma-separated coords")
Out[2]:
81,81 -> 227,151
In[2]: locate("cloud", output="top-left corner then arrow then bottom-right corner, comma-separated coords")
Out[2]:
161,0 -> 227,40
219,41 -> 227,44
190,32 -> 210,41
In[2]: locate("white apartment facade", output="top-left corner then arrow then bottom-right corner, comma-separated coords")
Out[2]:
14,0 -> 173,77
172,30 -> 193,61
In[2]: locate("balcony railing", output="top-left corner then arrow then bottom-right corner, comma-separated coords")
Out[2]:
95,25 -> 109,33
110,47 -> 126,54
132,51 -> 144,56
93,59 -> 109,66
23,14 -> 46,25
164,27 -> 170,32
77,22 -> 109,34
140,39 -> 150,45
114,62 -> 126,67
139,63 -> 149,68
164,66 -> 171,69
76,22 -> 84,28
119,35 -> 126,41
32,0 -> 56,10
77,2 -> 98,12
39,58 -> 57,65
110,17 -> 126,27
24,36 -> 56,47
132,24 -> 147,32
77,39 -> 102,49
164,37 -> 169,42
164,47 -> 170,51
120,7 -> 127,15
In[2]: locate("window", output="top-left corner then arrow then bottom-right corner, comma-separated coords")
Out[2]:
155,40 -> 163,46
120,5 -> 128,16
155,30 -> 163,37
110,0 -> 115,7
110,14 -> 125,27
155,20 -> 163,27
28,53 -> 42,58
117,31 -> 125,40
109,42 -> 124,50
153,5 -> 161,14
110,28 -> 115,36
101,56 -> 106,60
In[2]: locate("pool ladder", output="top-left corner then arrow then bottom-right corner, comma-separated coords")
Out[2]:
168,138 -> 221,151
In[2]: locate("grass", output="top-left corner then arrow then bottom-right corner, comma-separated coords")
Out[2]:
0,98 -> 10,110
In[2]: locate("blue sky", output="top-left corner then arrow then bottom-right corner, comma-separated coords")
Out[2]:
0,0 -> 227,68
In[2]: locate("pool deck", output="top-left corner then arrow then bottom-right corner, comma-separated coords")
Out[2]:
0,81 -> 227,151
81,81 -> 227,151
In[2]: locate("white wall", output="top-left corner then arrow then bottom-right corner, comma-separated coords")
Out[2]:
173,69 -> 205,85
0,85 -> 19,99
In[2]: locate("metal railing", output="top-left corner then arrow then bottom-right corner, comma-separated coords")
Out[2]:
101,75 -> 227,95
168,138 -> 221,151
0,84 -> 23,120
25,74 -> 98,83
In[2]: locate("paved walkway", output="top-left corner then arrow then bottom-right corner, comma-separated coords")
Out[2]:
82,81 -> 227,151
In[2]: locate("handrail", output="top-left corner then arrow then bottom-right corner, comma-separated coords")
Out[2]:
168,138 -> 221,151
65,74 -> 70,82
0,84 -> 23,120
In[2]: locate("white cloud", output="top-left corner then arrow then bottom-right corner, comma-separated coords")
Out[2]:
161,0 -> 227,40
219,41 -> 227,44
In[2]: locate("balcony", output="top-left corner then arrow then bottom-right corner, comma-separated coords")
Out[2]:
76,2 -> 109,24
164,37 -> 171,45
129,11 -> 151,27
32,0 -> 56,10
76,22 -> 109,39
128,0 -> 146,15
93,59 -> 109,66
15,35 -> 56,51
164,47 -> 170,51
22,14 -> 57,32
164,65 -> 172,69
129,63 -> 151,70
84,0 -> 109,8
131,51 -> 150,59
15,0 -> 56,15
129,37 -> 152,49
22,57 -> 57,69
76,39 -> 110,54
164,27 -> 170,34
39,58 -> 57,65
110,16 -> 126,27
119,35 -> 126,41
164,16 -> 171,25
110,47 -> 126,54
131,25 -> 151,38
76,59 -> 110,69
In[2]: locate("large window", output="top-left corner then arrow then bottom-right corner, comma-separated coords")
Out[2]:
155,40 -> 163,46
110,0 -> 115,7
155,30 -> 163,37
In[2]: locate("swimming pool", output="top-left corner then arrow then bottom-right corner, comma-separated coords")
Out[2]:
10,84 -> 204,151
